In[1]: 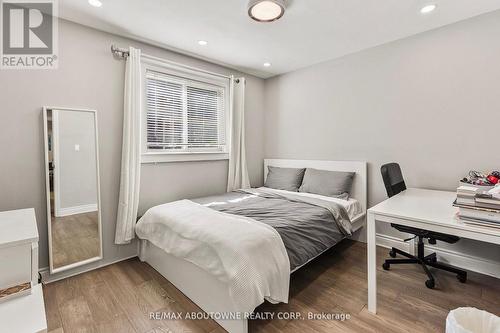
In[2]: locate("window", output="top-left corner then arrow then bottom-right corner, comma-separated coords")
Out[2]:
141,60 -> 230,163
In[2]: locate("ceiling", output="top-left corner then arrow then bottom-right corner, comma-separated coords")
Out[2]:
59,0 -> 500,78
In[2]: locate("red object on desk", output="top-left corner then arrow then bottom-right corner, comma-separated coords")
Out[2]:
487,175 -> 499,184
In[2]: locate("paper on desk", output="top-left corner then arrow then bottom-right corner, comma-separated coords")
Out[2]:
488,184 -> 500,199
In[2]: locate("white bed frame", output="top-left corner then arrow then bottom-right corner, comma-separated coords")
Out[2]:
139,159 -> 367,333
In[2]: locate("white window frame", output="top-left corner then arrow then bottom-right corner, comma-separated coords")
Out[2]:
141,57 -> 232,163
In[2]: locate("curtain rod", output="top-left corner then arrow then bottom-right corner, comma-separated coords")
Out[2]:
110,44 -> 236,82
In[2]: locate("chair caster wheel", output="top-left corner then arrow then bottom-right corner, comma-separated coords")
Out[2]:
425,279 -> 435,289
382,262 -> 390,270
389,250 -> 396,258
457,275 -> 467,283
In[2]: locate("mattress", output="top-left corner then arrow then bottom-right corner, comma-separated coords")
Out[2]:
193,188 -> 356,271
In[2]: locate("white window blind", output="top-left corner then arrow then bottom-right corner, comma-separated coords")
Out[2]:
145,70 -> 227,153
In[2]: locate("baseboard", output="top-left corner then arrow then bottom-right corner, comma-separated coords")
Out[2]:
39,254 -> 138,284
424,244 -> 500,278
56,203 -> 97,217
376,233 -> 500,278
38,235 -> 498,282
376,233 -> 415,254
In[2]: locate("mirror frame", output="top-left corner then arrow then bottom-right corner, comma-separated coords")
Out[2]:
43,106 -> 103,274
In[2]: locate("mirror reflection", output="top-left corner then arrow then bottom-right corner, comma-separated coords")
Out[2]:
45,108 -> 102,272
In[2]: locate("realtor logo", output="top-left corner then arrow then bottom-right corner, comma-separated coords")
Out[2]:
1,0 -> 58,69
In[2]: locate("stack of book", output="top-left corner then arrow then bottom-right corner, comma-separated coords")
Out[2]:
454,185 -> 500,228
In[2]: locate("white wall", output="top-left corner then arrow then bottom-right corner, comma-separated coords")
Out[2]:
55,110 -> 98,210
0,19 -> 265,279
264,11 -> 500,275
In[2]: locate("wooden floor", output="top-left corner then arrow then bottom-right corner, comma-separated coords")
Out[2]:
51,211 -> 100,269
43,240 -> 500,333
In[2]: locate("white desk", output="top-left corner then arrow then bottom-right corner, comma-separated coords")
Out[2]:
367,188 -> 500,314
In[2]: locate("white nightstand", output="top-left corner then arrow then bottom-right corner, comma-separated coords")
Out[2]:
0,208 -> 47,332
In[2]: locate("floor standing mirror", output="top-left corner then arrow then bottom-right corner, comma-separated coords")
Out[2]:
43,107 -> 103,274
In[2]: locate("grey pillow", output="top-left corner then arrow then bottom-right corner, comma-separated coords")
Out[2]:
264,166 -> 306,192
299,168 -> 355,199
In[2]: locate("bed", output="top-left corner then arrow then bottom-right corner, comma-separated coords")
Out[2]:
137,159 -> 367,333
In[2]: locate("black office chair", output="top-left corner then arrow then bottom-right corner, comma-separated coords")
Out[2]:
380,163 -> 467,289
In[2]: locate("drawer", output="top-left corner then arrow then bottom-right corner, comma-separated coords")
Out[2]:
0,243 -> 32,292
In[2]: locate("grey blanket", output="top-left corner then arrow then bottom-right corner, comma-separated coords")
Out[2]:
193,188 -> 351,271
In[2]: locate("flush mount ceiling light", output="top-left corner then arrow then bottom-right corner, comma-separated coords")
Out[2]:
198,40 -> 208,46
248,0 -> 286,22
88,0 -> 102,7
420,4 -> 437,14
263,62 -> 272,67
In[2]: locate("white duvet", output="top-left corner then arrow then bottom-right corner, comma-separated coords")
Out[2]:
135,199 -> 290,313
263,187 -> 363,221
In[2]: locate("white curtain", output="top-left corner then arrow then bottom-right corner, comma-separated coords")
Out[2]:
227,77 -> 251,192
115,47 -> 142,244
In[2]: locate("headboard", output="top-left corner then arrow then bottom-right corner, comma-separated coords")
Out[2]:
264,159 -> 368,213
